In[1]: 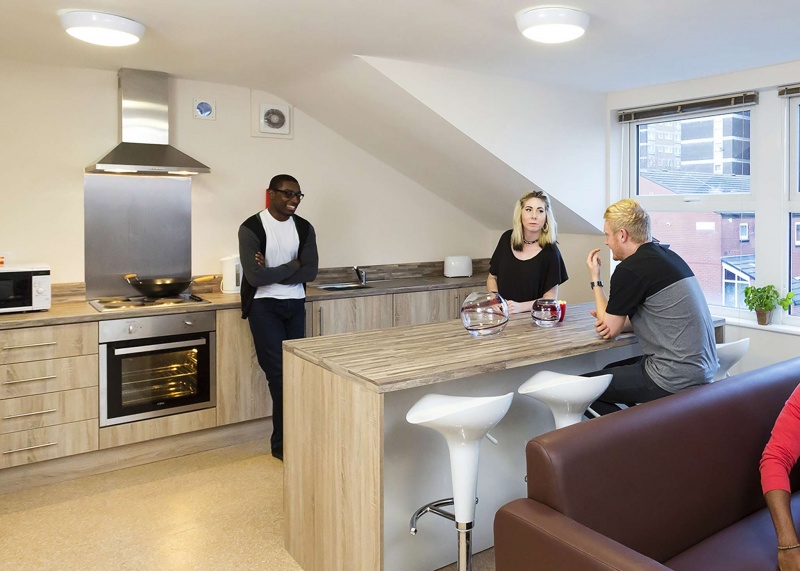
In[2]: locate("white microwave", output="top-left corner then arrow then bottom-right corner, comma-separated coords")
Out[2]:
0,265 -> 51,314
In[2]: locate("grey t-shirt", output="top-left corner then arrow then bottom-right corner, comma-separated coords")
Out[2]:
606,242 -> 718,392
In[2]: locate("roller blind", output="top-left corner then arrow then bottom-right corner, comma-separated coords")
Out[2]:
617,91 -> 758,123
778,84 -> 800,97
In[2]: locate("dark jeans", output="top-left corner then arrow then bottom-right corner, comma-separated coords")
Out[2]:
584,356 -> 673,416
247,297 -> 306,454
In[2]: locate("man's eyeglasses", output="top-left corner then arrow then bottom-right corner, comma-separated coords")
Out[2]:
272,189 -> 305,201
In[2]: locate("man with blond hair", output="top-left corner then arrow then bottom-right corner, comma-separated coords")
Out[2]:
585,199 -> 718,414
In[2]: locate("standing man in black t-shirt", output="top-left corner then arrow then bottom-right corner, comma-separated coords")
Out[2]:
585,199 -> 718,414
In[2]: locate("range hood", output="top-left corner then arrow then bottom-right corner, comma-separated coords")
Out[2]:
87,68 -> 210,175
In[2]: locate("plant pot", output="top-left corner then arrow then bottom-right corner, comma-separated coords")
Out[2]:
756,309 -> 773,325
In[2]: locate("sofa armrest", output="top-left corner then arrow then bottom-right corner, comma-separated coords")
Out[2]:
494,499 -> 671,571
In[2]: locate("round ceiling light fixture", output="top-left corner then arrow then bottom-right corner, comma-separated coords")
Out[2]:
515,6 -> 589,44
59,11 -> 145,47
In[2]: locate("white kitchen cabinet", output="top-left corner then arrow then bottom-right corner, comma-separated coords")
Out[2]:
0,323 -> 99,469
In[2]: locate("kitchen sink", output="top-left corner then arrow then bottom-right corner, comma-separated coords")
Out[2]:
316,283 -> 373,291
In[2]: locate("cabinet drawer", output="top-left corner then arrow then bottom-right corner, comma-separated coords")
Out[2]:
0,323 -> 98,364
0,419 -> 98,469
0,355 -> 98,399
0,387 -> 98,435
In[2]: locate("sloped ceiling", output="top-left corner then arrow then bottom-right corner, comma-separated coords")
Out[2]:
278,56 -> 601,234
5,0 -> 800,234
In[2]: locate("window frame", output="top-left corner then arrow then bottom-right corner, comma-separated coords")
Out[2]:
784,97 -> 800,324
623,105 -> 758,321
739,222 -> 749,242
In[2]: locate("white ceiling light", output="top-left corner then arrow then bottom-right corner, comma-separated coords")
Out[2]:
59,11 -> 145,47
515,6 -> 589,44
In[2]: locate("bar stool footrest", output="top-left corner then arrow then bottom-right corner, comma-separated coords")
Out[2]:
410,497 -> 479,535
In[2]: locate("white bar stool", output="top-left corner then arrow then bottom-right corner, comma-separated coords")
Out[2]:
713,338 -> 750,381
519,371 -> 613,429
406,392 -> 514,571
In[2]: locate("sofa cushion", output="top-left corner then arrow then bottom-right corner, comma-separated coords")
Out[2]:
524,357 -> 800,563
664,492 -> 800,570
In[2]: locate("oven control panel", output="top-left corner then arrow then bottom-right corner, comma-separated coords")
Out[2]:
99,311 -> 216,343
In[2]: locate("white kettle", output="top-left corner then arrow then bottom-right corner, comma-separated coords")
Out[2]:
220,255 -> 242,293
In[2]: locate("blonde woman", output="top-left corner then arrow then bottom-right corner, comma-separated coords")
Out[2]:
487,190 -> 568,314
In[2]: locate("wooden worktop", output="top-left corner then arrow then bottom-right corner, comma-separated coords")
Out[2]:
0,274 -> 487,331
283,302 -> 644,393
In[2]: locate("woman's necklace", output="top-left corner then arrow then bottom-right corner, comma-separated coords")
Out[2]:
523,238 -> 537,245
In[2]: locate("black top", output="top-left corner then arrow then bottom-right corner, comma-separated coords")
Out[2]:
489,229 -> 568,302
606,242 -> 694,319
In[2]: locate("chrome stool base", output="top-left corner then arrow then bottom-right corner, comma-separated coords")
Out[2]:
410,497 -> 478,571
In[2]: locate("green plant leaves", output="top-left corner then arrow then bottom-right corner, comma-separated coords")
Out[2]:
743,284 -> 794,312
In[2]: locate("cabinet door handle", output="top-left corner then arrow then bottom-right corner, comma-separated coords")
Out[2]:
3,375 -> 57,385
318,307 -> 324,336
3,441 -> 58,454
3,408 -> 57,420
2,341 -> 56,351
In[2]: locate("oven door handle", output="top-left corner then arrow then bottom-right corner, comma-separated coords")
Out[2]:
113,338 -> 206,356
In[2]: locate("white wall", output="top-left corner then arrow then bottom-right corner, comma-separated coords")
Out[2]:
0,61 -> 115,280
556,233 -> 607,305
0,59 -> 495,283
722,326 -> 800,377
362,57 -> 609,231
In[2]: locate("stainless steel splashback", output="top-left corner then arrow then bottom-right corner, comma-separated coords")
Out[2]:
84,174 -> 192,299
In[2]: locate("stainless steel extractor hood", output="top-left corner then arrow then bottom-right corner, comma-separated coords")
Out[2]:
87,68 -> 210,175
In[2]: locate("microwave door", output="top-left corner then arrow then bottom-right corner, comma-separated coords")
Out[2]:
0,273 -> 31,310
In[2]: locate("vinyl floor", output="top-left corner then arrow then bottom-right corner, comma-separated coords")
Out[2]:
0,434 -> 494,571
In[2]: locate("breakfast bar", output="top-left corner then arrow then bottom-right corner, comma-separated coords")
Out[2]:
283,303 -> 726,571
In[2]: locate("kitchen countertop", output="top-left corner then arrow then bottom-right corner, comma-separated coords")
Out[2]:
283,302 -> 728,393
0,274 -> 488,330
283,302 -> 638,393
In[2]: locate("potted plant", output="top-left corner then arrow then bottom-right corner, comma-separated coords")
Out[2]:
743,284 -> 795,325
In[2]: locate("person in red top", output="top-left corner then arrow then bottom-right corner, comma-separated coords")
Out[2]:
761,384 -> 800,571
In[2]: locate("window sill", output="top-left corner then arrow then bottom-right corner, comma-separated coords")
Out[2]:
714,314 -> 800,337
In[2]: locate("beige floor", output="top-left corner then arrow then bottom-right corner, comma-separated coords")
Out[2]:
0,436 -> 494,571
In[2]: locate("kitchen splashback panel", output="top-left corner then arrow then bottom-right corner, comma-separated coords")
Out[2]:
84,174 -> 191,299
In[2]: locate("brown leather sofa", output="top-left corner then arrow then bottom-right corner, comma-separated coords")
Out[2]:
494,357 -> 800,571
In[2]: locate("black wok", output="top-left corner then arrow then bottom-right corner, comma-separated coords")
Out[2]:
124,274 -> 215,298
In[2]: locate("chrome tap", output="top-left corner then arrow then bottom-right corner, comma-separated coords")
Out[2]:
353,266 -> 367,285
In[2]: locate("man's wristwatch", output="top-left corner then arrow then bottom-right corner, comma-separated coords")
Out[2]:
590,280 -> 604,290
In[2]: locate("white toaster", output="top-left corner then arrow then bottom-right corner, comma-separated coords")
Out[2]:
444,256 -> 473,277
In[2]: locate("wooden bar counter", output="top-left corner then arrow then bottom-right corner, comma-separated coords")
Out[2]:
282,303 -> 722,571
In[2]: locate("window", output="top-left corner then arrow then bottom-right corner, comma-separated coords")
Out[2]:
739,222 -> 749,241
644,211 -> 754,307
786,93 -> 800,320
722,267 -> 750,308
624,105 -> 756,311
792,215 -> 800,317
619,88 -> 800,325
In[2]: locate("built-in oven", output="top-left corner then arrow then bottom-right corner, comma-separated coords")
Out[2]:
99,311 -> 216,427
